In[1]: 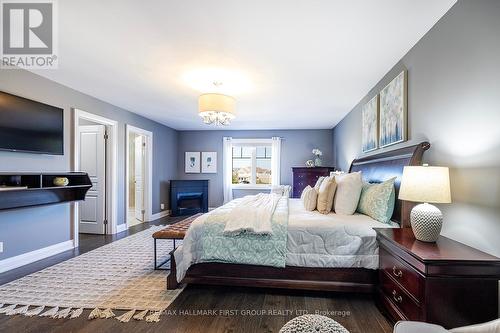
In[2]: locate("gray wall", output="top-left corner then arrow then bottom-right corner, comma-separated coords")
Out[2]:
0,69 -> 178,260
333,0 -> 500,256
177,130 -> 334,207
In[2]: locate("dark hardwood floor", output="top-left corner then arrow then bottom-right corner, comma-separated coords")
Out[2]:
0,216 -> 393,333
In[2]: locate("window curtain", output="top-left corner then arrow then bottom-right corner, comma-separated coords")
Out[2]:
271,137 -> 281,186
223,137 -> 233,204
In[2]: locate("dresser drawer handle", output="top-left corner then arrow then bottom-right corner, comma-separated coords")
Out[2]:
392,266 -> 403,278
392,290 -> 403,303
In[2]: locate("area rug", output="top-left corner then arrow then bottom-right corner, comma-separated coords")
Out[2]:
0,226 -> 182,322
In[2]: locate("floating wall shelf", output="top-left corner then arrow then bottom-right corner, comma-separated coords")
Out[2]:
0,172 -> 92,210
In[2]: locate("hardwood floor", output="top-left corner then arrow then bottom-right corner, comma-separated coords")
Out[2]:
0,216 -> 393,333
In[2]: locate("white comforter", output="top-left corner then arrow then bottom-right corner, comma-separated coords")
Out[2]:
223,193 -> 281,235
174,198 -> 396,282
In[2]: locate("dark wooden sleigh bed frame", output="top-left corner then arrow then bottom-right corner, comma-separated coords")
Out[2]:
167,142 -> 430,292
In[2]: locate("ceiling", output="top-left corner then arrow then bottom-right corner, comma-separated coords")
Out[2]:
33,0 -> 456,130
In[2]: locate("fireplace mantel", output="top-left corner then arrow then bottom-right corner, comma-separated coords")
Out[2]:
170,180 -> 208,216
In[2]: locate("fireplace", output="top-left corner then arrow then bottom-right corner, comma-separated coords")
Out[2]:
170,180 -> 208,216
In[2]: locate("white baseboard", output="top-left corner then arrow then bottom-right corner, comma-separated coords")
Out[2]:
0,240 -> 75,273
149,210 -> 170,221
116,223 -> 128,233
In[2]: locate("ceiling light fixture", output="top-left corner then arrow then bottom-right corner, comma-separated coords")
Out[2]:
198,82 -> 236,126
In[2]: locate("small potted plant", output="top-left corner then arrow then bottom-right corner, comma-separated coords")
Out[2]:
312,148 -> 323,167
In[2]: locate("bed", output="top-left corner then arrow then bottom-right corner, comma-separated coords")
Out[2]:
167,142 -> 430,293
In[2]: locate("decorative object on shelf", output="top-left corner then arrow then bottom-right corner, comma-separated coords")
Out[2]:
201,152 -> 217,173
198,82 -> 236,126
184,152 -> 200,173
399,164 -> 451,242
362,95 -> 379,152
53,177 -> 69,186
305,159 -> 314,167
312,148 -> 323,166
380,70 -> 407,147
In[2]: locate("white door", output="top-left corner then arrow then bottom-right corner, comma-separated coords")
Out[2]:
134,135 -> 145,222
79,125 -> 106,234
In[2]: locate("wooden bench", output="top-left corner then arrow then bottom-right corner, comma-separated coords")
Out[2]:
152,213 -> 203,270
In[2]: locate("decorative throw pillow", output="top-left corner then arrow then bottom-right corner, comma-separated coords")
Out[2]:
314,176 -> 325,191
317,177 -> 337,214
300,185 -> 309,200
301,185 -> 318,211
357,177 -> 396,224
333,171 -> 363,215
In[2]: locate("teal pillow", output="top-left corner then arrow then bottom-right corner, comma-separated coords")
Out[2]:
357,177 -> 396,224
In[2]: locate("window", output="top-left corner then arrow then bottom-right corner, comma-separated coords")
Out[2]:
231,141 -> 275,187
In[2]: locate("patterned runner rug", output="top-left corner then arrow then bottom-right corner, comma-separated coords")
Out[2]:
0,225 -> 182,322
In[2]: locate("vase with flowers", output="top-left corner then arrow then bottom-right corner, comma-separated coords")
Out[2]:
312,148 -> 323,167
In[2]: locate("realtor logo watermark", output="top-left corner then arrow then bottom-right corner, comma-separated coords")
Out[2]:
1,0 -> 58,69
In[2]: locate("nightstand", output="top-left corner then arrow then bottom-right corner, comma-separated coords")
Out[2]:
374,228 -> 500,329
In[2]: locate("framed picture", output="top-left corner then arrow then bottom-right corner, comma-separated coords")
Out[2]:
201,152 -> 217,173
185,152 -> 200,173
379,70 -> 407,147
362,95 -> 379,152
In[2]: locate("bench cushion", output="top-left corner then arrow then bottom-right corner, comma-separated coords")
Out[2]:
152,213 -> 203,239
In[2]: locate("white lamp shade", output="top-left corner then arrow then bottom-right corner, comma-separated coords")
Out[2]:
399,166 -> 451,204
198,93 -> 236,118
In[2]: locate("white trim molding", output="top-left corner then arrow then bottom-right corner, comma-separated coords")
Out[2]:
125,124 -> 154,228
73,108 -> 119,244
116,223 -> 128,233
0,240 -> 74,273
150,210 -> 170,221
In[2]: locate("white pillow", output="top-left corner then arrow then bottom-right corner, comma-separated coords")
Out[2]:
333,171 -> 363,215
301,185 -> 318,211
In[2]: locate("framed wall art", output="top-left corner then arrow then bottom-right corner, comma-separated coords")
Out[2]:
201,152 -> 217,173
362,95 -> 379,152
379,70 -> 407,147
185,152 -> 200,173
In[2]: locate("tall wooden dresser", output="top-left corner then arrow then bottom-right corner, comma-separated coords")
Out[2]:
291,167 -> 335,198
375,228 -> 500,329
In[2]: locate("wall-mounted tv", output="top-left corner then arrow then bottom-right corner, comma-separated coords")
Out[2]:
0,91 -> 64,155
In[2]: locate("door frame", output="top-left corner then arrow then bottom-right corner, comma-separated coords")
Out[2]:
73,109 -> 118,246
125,124 -> 153,227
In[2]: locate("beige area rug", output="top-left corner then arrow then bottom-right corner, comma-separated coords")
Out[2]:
0,226 -> 183,322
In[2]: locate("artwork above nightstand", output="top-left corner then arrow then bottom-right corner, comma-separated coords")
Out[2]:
374,228 -> 500,329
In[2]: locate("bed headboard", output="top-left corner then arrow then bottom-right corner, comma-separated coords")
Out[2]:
349,142 -> 430,227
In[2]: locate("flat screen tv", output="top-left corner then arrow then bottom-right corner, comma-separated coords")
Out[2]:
0,91 -> 64,155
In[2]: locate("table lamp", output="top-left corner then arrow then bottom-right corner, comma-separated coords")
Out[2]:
399,164 -> 451,242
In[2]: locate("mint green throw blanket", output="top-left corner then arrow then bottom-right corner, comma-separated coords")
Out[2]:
200,195 -> 289,267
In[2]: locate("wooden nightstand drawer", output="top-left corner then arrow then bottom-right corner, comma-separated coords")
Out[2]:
380,247 -> 423,300
380,272 -> 420,321
375,228 -> 500,328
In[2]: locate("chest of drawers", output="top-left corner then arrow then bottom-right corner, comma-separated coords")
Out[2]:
375,228 -> 500,329
291,167 -> 335,198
